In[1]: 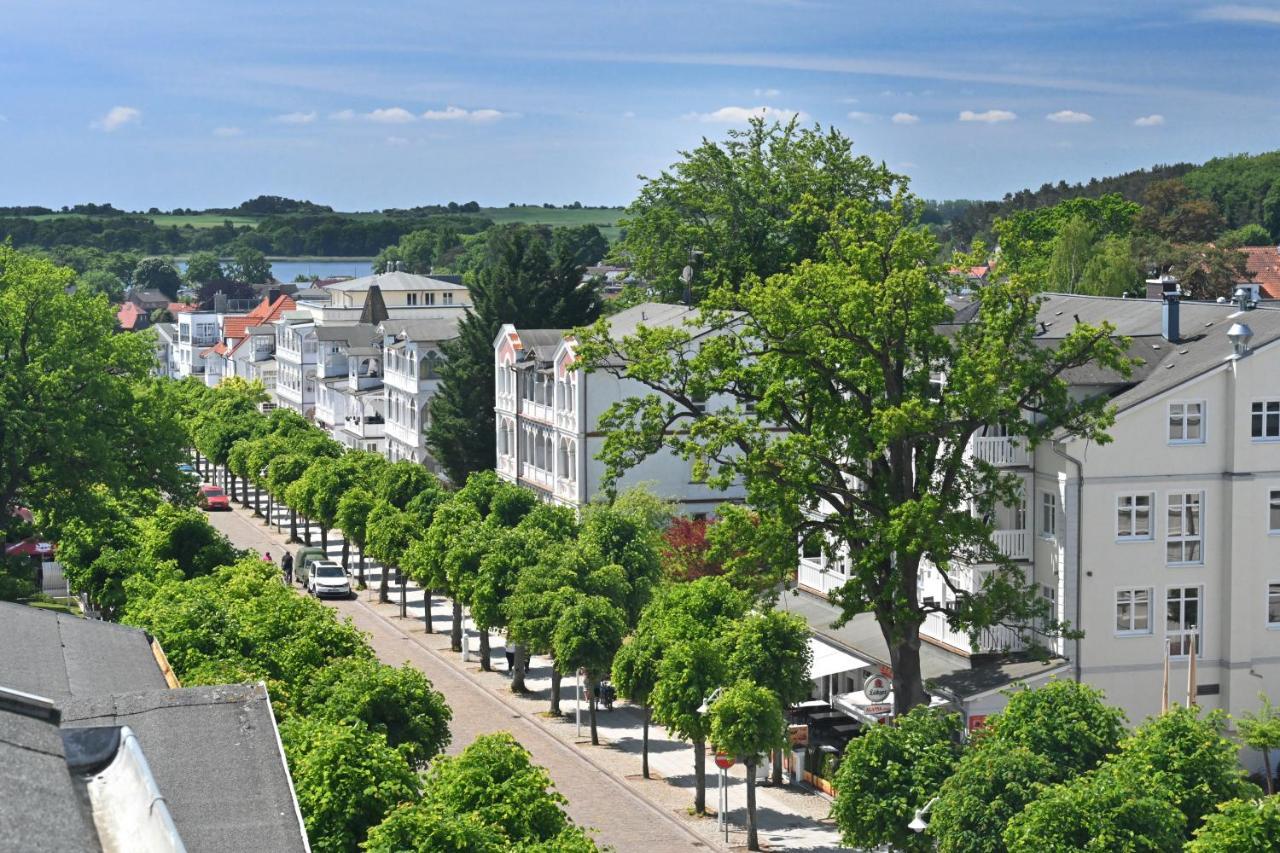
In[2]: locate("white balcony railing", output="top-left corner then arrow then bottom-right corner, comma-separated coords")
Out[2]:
520,463 -> 553,487
555,477 -> 577,501
497,455 -> 517,477
991,529 -> 1030,560
797,560 -> 849,597
970,435 -> 1030,467
524,401 -> 553,423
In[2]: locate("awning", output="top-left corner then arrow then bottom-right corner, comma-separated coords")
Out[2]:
808,637 -> 872,680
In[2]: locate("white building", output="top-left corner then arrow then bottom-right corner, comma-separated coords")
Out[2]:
273,312 -> 318,416
173,310 -> 221,381
152,323 -> 179,379
798,293 -> 1280,736
494,303 -> 748,512
381,318 -> 459,469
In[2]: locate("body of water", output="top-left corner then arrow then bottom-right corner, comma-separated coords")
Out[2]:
176,258 -> 374,282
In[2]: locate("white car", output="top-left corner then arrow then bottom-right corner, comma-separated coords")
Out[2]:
307,561 -> 353,599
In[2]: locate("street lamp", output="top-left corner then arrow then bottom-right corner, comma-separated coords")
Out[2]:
909,796 -> 940,833
697,686 -> 724,716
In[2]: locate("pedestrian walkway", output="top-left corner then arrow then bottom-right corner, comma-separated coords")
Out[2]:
207,478 -> 845,852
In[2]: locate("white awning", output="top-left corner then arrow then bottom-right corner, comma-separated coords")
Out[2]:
808,637 -> 872,680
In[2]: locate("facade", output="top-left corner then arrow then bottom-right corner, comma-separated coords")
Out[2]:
153,322 -> 178,379
382,318 -> 459,469
798,292 -> 1280,738
174,310 -> 222,380
494,303 -> 748,511
274,313 -> 318,415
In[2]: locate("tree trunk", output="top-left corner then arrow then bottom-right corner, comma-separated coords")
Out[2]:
265,493 -> 273,526
254,482 -> 263,516
320,526 -> 328,557
378,564 -> 389,603
511,644 -> 527,693
303,517 -> 312,546
479,630 -> 491,672
746,759 -> 759,851
423,588 -> 433,632
588,688 -> 599,745
694,738 -> 707,815
642,705 -> 651,779
289,508 -> 298,543
1265,749 -> 1275,796
772,748 -> 784,785
550,667 -> 563,716
357,548 -> 366,586
885,616 -> 929,715
241,474 -> 249,506
450,599 -> 463,652
341,538 -> 350,570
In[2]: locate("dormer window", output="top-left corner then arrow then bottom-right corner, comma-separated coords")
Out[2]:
406,293 -> 419,306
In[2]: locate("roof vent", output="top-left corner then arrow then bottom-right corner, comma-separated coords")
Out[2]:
1228,322 -> 1254,357
1162,292 -> 1181,343
1234,285 -> 1257,311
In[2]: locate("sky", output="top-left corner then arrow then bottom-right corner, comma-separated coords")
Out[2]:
3,0 -> 1280,210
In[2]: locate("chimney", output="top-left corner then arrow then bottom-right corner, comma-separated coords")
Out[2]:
213,291 -> 228,315
267,287 -> 281,306
1162,292 -> 1180,343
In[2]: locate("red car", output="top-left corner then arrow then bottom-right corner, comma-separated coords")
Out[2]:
198,484 -> 231,511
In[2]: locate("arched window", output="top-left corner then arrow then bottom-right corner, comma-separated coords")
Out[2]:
566,440 -> 577,480
362,358 -> 380,377
421,350 -> 442,380
558,438 -> 569,475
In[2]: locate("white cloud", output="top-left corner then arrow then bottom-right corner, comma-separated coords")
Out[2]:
891,112 -> 920,125
1197,5 -> 1280,25
367,107 -> 415,123
275,110 -> 317,124
622,111 -> 636,118
1133,113 -> 1165,126
212,126 -> 243,137
846,110 -> 875,122
1047,109 -> 1094,123
685,105 -> 809,123
958,109 -> 1017,123
91,106 -> 141,132
386,135 -> 410,146
421,105 -> 516,122
753,87 -> 781,97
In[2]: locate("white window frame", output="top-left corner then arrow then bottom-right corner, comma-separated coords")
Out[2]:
1252,399 -> 1280,441
1040,491 -> 1057,539
1166,585 -> 1203,659
1167,401 -> 1205,445
1268,581 -> 1280,630
406,292 -> 419,306
1115,587 -> 1153,636
1166,491 -> 1204,566
1116,492 -> 1154,541
1269,490 -> 1280,535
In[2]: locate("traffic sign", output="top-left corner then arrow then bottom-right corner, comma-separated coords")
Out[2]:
863,673 -> 892,703
714,752 -> 735,770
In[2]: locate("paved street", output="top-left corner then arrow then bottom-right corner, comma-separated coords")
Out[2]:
206,487 -> 844,852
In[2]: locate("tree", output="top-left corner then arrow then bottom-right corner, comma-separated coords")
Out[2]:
280,718 -> 419,853
184,251 -> 225,284
363,802 -> 504,852
1136,179 -> 1226,243
299,657 -> 451,767
553,594 -> 627,745
375,459 -> 439,509
504,549 -> 582,716
982,680 -> 1126,778
708,682 -> 786,851
619,116 -> 900,302
365,501 -> 417,603
375,228 -> 437,274
720,610 -> 811,783
1046,215 -> 1095,293
1078,235 -> 1137,296
1238,693 -> 1280,795
1187,797 -> 1280,852
336,487 -> 376,586
650,637 -> 725,815
1002,761 -> 1185,853
611,631 -> 663,779
228,245 -> 271,284
267,454 -> 313,542
132,256 -> 182,299
77,268 -> 125,302
135,504 -> 236,578
578,198 -> 1129,715
426,223 -> 601,484
928,746 -> 1056,853
1219,223 -> 1272,247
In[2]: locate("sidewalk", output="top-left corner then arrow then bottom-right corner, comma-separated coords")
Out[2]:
215,484 -> 845,851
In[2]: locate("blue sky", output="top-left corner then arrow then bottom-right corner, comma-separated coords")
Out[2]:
3,1 -> 1280,209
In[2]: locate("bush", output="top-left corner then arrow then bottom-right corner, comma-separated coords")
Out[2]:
1187,797 -> 1280,851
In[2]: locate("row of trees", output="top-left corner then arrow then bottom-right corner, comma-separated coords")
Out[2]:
831,679 -> 1280,852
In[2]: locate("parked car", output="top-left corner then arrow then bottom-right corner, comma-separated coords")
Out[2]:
307,561 -> 353,599
293,546 -> 328,585
197,484 -> 230,511
177,463 -> 195,475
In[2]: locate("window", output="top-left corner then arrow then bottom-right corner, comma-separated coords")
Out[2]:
423,292 -> 436,306
1166,586 -> 1202,657
1252,400 -> 1280,439
1040,492 -> 1057,538
801,534 -> 823,561
1269,583 -> 1280,628
1270,491 -> 1280,534
1168,402 -> 1204,444
1115,588 -> 1152,635
443,292 -> 454,305
1116,493 -> 1153,540
406,293 -> 419,306
1166,492 -> 1203,565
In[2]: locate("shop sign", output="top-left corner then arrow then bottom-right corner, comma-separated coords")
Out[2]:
863,703 -> 892,715
788,724 -> 809,747
863,673 -> 892,703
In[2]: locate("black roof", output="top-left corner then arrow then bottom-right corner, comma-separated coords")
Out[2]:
0,602 -> 168,702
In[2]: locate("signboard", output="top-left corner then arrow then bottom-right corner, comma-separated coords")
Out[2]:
714,752 -> 735,770
863,704 -> 893,715
788,724 -> 809,747
863,673 -> 892,703
967,715 -> 988,732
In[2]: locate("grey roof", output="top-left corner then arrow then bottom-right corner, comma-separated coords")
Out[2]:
314,323 -> 373,343
509,328 -> 567,366
1031,294 -> 1280,414
294,288 -> 331,301
327,270 -> 469,293
778,591 -> 1065,700
604,302 -> 701,338
153,322 -> 177,342
62,683 -> 308,853
130,289 -> 170,305
381,317 -> 461,343
0,602 -> 168,703
0,698 -> 102,853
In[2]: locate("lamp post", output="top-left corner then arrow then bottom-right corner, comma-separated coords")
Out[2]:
697,688 -> 727,841
909,796 -> 940,834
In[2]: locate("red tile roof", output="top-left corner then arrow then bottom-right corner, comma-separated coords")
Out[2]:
116,302 -> 146,331
218,294 -> 297,345
1242,246 -> 1280,299
169,302 -> 197,314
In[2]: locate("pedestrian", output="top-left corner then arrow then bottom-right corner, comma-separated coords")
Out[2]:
281,551 -> 294,584
504,639 -> 516,674
263,551 -> 273,564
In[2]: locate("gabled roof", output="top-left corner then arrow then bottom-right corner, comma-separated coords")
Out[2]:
326,270 -> 469,293
223,294 -> 297,342
1242,246 -> 1280,299
380,317 -> 461,343
0,602 -> 167,703
116,301 -> 147,331
168,302 -> 197,314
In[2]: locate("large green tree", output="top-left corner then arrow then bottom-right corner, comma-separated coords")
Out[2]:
708,682 -> 786,852
577,196 -> 1130,714
1238,693 -> 1280,795
426,223 -> 601,484
132,256 -> 183,299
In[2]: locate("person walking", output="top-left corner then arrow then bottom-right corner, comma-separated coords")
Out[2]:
263,551 -> 273,564
281,551 -> 294,585
504,639 -> 517,675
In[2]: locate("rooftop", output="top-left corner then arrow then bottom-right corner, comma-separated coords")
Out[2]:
1242,246 -> 1280,299
380,317 -> 461,344
326,270 -> 470,293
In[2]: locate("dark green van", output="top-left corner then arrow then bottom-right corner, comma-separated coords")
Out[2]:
293,546 -> 328,585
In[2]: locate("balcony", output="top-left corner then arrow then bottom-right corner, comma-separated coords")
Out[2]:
497,455 -> 517,478
520,462 -> 553,488
991,529 -> 1030,560
555,476 -> 578,502
523,401 -> 553,424
341,417 -> 385,441
970,435 -> 1030,467
797,560 -> 849,597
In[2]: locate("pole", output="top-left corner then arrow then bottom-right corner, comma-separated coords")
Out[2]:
717,767 -> 724,831
575,672 -> 582,737
1161,646 -> 1170,714
722,768 -> 729,844
399,571 -> 406,619
461,606 -> 471,662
